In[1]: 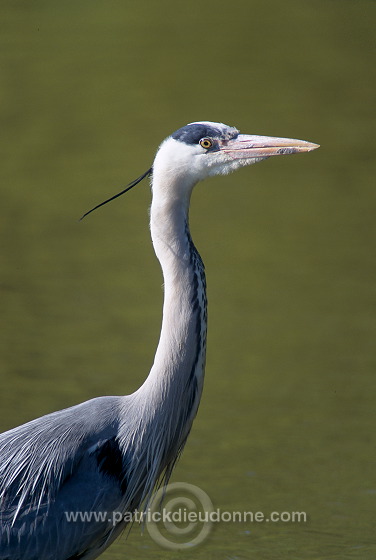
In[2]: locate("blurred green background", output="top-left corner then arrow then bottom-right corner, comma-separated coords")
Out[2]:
1,1 -> 375,559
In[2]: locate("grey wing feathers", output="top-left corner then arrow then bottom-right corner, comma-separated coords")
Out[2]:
0,397 -> 127,560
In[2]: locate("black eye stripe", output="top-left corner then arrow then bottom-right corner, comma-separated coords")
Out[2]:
171,123 -> 239,146
171,124 -> 220,145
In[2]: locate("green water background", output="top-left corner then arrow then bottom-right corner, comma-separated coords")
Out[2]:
1,1 -> 375,558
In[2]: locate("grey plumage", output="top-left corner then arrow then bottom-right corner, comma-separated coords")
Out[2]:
0,121 -> 319,559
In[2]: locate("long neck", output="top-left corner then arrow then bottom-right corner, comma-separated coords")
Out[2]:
120,176 -> 207,509
137,181 -> 207,448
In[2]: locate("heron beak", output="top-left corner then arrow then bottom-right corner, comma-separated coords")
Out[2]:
220,134 -> 320,159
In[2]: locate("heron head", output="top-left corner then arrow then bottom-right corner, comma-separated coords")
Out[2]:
153,121 -> 319,186
81,121 -> 319,219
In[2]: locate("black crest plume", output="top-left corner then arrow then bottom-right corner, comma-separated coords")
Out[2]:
80,168 -> 152,220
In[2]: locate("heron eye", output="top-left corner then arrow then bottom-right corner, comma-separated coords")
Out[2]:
199,138 -> 213,149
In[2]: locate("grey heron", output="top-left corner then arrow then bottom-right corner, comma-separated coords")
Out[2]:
0,121 -> 319,559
